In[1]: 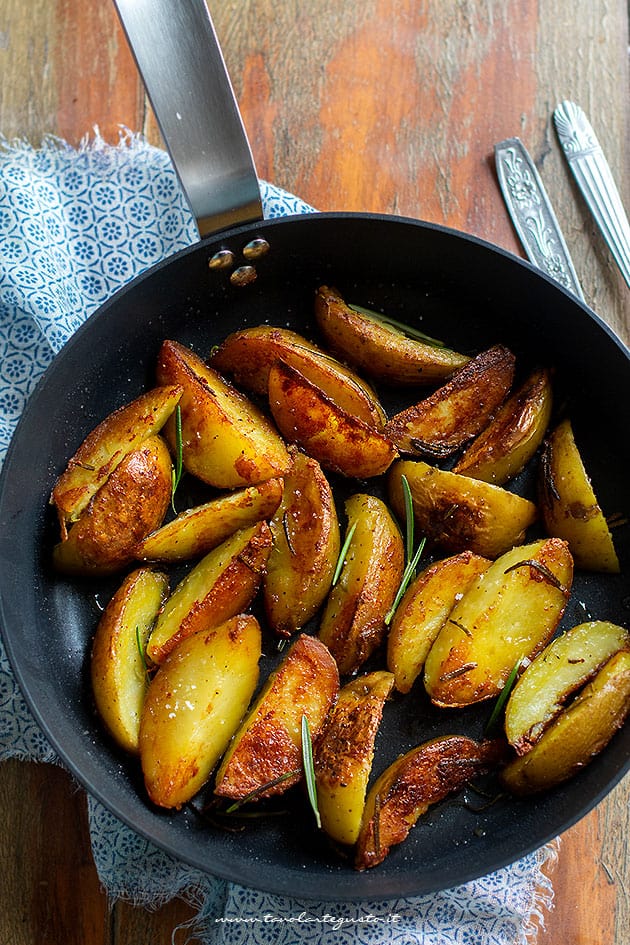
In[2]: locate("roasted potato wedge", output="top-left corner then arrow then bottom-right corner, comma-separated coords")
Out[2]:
156,339 -> 290,488
538,418 -> 620,573
424,538 -> 573,707
453,367 -> 552,484
387,551 -> 490,693
385,345 -> 515,457
146,521 -> 272,664
51,384 -> 182,538
214,633 -> 339,800
314,671 -> 394,846
139,614 -> 262,809
314,285 -> 469,385
501,649 -> 630,795
504,620 -> 630,754
388,459 -> 538,559
91,568 -> 169,754
318,493 -> 405,676
53,436 -> 173,575
210,325 -> 387,429
355,736 -> 503,869
264,448 -> 340,637
268,360 -> 398,479
137,478 -> 283,563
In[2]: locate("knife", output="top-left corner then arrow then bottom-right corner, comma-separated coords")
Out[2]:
553,100 -> 630,289
494,137 -> 584,301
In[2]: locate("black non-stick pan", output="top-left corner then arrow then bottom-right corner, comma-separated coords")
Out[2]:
0,0 -> 628,902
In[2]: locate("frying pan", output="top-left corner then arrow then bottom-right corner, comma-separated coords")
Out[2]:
0,0 -> 629,902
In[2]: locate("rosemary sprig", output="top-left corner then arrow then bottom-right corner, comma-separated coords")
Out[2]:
135,625 -> 151,687
348,303 -> 447,348
170,404 -> 183,512
332,521 -> 357,586
301,714 -> 321,829
484,658 -> 522,735
503,558 -> 569,597
225,769 -> 300,812
385,476 -> 425,625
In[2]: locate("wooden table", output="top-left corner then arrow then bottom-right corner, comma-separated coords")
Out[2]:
1,2 -> 628,943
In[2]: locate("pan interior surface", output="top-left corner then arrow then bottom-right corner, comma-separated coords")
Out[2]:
1,213 -> 629,900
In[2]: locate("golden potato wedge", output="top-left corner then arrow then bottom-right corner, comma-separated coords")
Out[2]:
210,325 -> 387,429
385,345 -> 515,457
139,614 -> 262,809
501,648 -> 630,795
314,671 -> 394,845
156,339 -> 290,488
318,494 -> 405,676
538,418 -> 620,573
423,538 -> 573,707
314,285 -> 469,385
51,384 -> 182,538
137,478 -> 283,563
214,633 -> 339,800
453,368 -> 552,484
386,551 -> 490,693
91,568 -> 169,754
264,448 -> 340,637
268,360 -> 398,479
388,460 -> 538,559
355,736 -> 503,869
53,436 -> 172,576
504,620 -> 630,754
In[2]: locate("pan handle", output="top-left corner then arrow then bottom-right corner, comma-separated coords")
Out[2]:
113,0 -> 263,238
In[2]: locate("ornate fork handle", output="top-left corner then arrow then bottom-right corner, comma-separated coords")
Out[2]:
554,101 -> 630,289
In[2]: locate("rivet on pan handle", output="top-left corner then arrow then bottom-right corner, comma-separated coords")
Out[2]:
113,0 -> 263,238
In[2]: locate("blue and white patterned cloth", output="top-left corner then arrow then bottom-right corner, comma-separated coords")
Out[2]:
0,132 -> 555,944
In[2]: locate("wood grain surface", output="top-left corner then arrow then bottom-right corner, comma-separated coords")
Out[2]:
0,2 -> 628,943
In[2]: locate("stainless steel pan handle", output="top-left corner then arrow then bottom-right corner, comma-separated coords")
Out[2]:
113,0 -> 262,237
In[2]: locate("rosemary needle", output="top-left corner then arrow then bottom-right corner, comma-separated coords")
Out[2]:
301,715 -> 321,829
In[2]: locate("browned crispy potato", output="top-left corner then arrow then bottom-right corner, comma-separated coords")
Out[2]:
454,368 -> 553,484
146,521 -> 272,664
268,360 -> 398,479
504,621 -> 630,754
214,633 -> 339,801
264,449 -> 340,637
385,345 -> 515,457
53,436 -> 172,575
318,494 -> 405,676
91,568 -> 169,753
210,325 -> 387,429
156,339 -> 290,488
501,649 -> 630,795
51,384 -> 182,538
386,551 -> 490,693
137,478 -> 283,563
314,285 -> 469,385
139,614 -> 262,809
538,418 -> 620,573
423,538 -> 573,707
388,459 -> 538,559
355,736 -> 503,869
314,671 -> 394,845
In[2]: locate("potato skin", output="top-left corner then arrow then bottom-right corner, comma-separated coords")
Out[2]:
355,736 -> 503,869
156,339 -> 290,488
91,568 -> 169,753
314,671 -> 394,845
314,285 -> 469,385
501,649 -> 630,795
388,459 -> 538,559
385,345 -> 515,457
264,448 -> 340,637
53,436 -> 172,575
423,538 -> 573,707
387,551 -> 490,693
538,418 -> 620,573
214,633 -> 339,800
268,360 -> 397,479
139,615 -> 262,809
51,384 -> 182,537
318,494 -> 405,676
